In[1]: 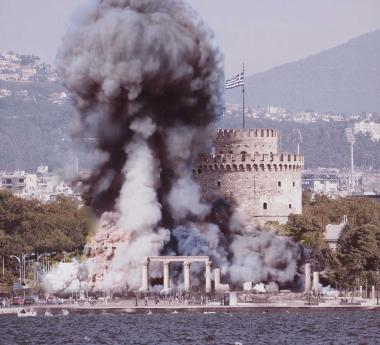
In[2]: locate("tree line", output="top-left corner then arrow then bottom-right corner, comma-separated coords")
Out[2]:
1,188 -> 379,290
0,190 -> 92,284
285,193 -> 380,289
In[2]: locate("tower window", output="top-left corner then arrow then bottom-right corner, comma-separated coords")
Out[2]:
197,169 -> 202,174
293,181 -> 295,187
263,202 -> 267,210
289,204 -> 292,209
217,181 -> 221,188
278,181 -> 281,187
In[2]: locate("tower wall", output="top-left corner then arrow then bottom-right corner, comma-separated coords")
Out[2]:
195,129 -> 303,225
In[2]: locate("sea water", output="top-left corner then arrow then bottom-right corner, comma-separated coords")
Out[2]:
0,309 -> 379,345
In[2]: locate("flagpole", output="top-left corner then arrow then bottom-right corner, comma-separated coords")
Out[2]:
242,63 -> 245,130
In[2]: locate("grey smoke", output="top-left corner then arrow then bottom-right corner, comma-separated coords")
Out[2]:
51,0 -> 302,292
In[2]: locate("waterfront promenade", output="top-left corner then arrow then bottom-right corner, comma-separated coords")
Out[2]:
1,298 -> 379,316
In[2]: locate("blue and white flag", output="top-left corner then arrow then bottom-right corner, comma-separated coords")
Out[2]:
225,71 -> 244,89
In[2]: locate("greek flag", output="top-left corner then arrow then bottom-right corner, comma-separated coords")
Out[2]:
225,71 -> 244,89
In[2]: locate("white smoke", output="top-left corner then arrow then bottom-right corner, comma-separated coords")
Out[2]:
229,230 -> 300,285
44,261 -> 85,293
118,118 -> 161,233
44,0 -> 302,294
165,126 -> 211,221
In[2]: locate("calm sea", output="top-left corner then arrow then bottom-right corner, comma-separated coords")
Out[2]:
0,309 -> 379,345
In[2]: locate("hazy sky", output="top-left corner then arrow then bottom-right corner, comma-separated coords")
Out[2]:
0,0 -> 379,76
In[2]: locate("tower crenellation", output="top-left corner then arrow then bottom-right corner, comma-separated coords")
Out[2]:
216,128 -> 279,139
214,128 -> 280,156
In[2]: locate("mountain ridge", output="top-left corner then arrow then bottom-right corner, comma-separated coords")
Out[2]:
226,29 -> 380,114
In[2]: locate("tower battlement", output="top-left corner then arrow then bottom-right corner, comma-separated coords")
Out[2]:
195,153 -> 304,173
216,128 -> 279,139
214,128 -> 279,155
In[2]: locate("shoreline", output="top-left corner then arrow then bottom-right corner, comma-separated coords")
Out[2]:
1,301 -> 379,316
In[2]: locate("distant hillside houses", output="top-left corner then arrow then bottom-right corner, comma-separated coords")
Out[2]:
0,52 -> 58,82
224,103 -> 363,124
48,91 -> 68,105
0,166 -> 81,202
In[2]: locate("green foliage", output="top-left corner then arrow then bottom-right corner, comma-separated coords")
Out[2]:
337,224 -> 380,285
285,193 -> 380,286
0,190 -> 92,261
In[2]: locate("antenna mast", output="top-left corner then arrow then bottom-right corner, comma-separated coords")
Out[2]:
242,63 -> 245,130
345,128 -> 355,194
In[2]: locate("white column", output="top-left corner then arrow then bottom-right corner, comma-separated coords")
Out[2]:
313,271 -> 320,293
163,261 -> 170,291
184,262 -> 191,293
214,268 -> 221,292
372,285 -> 375,299
141,260 -> 149,291
304,263 -> 311,293
205,261 -> 212,293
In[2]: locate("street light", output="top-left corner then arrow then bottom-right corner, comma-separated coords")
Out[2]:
34,252 -> 56,283
10,252 -> 35,283
376,270 -> 379,306
9,255 -> 22,283
292,129 -> 302,155
63,251 -> 74,263
44,252 -> 56,275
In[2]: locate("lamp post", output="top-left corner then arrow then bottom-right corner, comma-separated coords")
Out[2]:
63,251 -> 73,263
10,252 -> 35,283
376,270 -> 379,306
34,252 -> 56,284
9,255 -> 22,283
43,252 -> 56,275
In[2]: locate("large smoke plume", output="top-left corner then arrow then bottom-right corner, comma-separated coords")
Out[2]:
48,0 -> 302,293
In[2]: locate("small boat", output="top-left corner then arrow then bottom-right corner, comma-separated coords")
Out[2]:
17,308 -> 37,317
44,311 -> 53,317
147,310 -> 153,315
203,311 -> 216,314
62,309 -> 69,316
172,310 -> 178,314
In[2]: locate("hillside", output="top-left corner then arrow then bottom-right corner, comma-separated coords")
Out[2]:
1,42 -> 380,172
226,30 -> 380,114
0,80 -> 95,171
217,115 -> 380,170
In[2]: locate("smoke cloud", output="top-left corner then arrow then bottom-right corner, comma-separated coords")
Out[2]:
46,0 -> 302,293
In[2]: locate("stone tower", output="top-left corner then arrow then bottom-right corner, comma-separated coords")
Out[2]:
194,129 -> 304,225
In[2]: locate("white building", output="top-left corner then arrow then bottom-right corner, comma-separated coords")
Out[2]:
0,166 -> 81,202
0,89 -> 12,98
20,67 -> 37,81
48,92 -> 68,104
325,215 -> 348,251
354,122 -> 380,141
312,180 -> 339,194
0,171 -> 37,196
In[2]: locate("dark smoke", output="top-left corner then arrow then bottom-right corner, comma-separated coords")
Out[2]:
58,0 -> 224,218
50,0 -> 303,292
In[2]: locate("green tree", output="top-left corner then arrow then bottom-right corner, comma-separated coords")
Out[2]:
0,191 -> 92,281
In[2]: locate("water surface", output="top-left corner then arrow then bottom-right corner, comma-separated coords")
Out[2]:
1,309 -> 379,345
